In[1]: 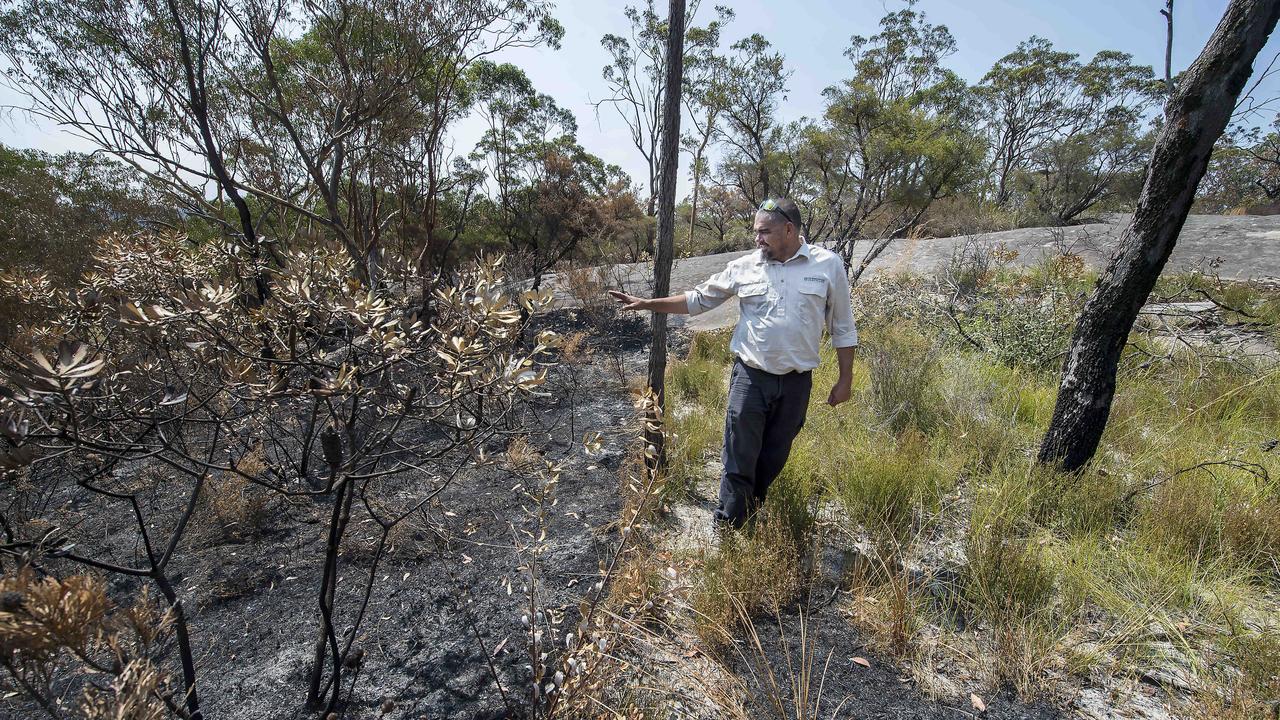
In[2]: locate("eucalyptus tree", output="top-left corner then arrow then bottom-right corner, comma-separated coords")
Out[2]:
0,0 -> 562,296
1225,114 -> 1280,200
1016,50 -> 1162,223
690,184 -> 751,252
805,6 -> 984,280
598,0 -> 675,219
978,37 -> 1081,204
978,38 -> 1160,222
646,0 -> 686,471
597,0 -> 730,249
0,146 -> 172,283
680,6 -> 734,249
470,62 -> 631,289
717,33 -> 791,206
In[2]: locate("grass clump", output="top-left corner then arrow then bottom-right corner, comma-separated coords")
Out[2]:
862,322 -> 942,434
665,334 -> 733,498
963,467 -> 1077,696
692,511 -> 806,652
687,327 -> 734,365
1027,464 -> 1128,537
1136,462 -> 1280,576
828,429 -> 950,565
1178,628 -> 1280,720
668,355 -> 727,410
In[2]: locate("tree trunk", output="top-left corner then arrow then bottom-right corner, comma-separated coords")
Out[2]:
687,146 -> 707,252
1163,0 -> 1176,95
647,0 -> 686,471
758,138 -> 771,201
152,571 -> 202,720
1038,0 -> 1280,471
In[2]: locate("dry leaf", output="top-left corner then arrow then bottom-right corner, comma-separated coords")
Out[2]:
852,656 -> 871,668
970,693 -> 987,712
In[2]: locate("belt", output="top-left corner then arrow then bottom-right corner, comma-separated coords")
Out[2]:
734,356 -> 811,377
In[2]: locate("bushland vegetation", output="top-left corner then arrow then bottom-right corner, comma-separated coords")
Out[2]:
2,0 -> 1280,717
663,247 -> 1280,717
5,1 -> 1280,326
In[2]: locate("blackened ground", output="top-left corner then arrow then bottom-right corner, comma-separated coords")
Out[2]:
1,309 -> 650,720
187,310 -> 652,719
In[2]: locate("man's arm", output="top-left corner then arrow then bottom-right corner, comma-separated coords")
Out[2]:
827,345 -> 857,407
609,265 -> 737,316
608,291 -> 690,314
826,260 -> 859,407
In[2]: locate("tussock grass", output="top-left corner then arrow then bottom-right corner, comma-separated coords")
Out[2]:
861,321 -> 943,434
963,465 -> 1082,694
826,429 -> 951,564
687,327 -> 735,365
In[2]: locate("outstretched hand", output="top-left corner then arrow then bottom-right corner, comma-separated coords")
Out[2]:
608,290 -> 646,311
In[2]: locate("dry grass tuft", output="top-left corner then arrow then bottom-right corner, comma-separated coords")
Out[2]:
198,471 -> 271,543
693,513 -> 805,652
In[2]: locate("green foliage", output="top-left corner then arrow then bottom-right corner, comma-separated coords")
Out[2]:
1198,117 -> 1280,213
678,187 -> 752,258
1013,119 -> 1152,223
968,288 -> 1080,369
714,32 -> 791,207
828,429 -> 950,562
467,61 -> 643,279
1193,143 -> 1269,213
2,0 -> 576,291
686,328 -> 734,365
0,146 -> 167,279
692,511 -> 805,651
666,334 -> 733,497
862,321 -> 942,433
0,145 -> 175,339
979,37 -> 1160,222
804,6 -> 985,253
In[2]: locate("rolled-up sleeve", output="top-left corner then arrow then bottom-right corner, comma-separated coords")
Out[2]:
825,262 -> 858,347
685,266 -> 737,316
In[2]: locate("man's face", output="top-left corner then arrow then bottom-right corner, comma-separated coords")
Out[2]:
753,211 -> 794,261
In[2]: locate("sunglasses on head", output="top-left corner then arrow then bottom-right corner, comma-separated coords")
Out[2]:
758,199 -> 801,228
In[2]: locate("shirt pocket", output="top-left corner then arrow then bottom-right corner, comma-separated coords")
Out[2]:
738,280 -> 776,320
797,276 -> 828,323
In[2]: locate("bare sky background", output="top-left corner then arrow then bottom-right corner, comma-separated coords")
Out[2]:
3,0 -> 1278,199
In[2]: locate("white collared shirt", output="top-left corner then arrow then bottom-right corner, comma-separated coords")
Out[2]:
684,241 -> 858,374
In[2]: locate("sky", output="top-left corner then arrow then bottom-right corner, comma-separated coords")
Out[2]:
2,0 -> 1277,199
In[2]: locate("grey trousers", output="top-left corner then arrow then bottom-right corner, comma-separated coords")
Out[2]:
713,358 -> 813,529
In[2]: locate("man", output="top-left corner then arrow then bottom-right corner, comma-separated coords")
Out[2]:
609,198 -> 857,529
